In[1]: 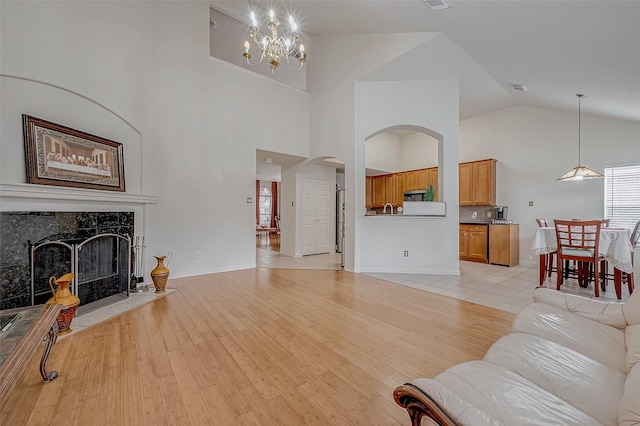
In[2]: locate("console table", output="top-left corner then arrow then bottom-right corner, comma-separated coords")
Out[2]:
0,303 -> 62,407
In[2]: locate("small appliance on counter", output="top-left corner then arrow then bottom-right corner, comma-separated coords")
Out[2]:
404,190 -> 426,202
496,206 -> 508,220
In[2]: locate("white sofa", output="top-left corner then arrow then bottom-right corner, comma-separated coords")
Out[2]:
394,286 -> 640,425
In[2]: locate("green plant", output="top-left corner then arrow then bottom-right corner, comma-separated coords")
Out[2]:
424,182 -> 437,201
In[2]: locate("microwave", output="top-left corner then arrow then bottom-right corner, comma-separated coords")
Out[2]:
404,190 -> 426,202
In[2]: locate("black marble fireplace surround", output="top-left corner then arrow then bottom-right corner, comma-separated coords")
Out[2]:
0,212 -> 133,312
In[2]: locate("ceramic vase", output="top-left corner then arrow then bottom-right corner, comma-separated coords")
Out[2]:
46,273 -> 80,335
150,256 -> 170,293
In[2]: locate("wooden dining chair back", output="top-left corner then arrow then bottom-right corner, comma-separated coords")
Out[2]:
554,219 -> 603,297
631,219 -> 640,248
536,218 -> 549,227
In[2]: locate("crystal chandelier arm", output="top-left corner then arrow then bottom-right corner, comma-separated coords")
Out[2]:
243,41 -> 266,66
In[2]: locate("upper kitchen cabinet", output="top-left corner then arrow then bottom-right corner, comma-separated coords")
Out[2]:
394,173 -> 405,207
427,167 -> 438,201
415,169 -> 429,190
365,176 -> 373,208
372,174 -> 396,207
459,159 -> 496,206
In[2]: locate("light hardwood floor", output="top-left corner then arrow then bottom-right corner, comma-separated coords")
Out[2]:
1,268 -> 514,425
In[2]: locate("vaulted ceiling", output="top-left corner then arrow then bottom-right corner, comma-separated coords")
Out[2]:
212,0 -> 640,123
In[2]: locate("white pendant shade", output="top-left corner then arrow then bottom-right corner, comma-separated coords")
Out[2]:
557,165 -> 604,181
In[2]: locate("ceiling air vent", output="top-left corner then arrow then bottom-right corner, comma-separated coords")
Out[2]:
510,83 -> 529,92
424,0 -> 452,10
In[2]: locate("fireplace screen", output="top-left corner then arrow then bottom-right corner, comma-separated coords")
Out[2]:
31,233 -> 130,315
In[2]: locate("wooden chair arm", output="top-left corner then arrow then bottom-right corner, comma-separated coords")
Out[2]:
393,383 -> 460,426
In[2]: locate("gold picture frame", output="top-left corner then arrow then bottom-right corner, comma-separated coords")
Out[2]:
23,114 -> 125,192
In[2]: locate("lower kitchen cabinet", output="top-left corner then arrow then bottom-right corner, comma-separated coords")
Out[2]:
489,224 -> 520,267
459,224 -> 488,263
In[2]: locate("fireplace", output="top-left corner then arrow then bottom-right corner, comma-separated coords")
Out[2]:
0,211 -> 134,313
31,233 -> 131,315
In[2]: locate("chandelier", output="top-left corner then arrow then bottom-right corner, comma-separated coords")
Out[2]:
557,94 -> 603,181
242,8 -> 306,74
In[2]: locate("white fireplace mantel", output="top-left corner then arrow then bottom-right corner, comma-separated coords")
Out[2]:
0,183 -> 158,205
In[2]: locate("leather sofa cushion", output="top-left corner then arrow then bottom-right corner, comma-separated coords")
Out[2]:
513,302 -> 626,372
425,361 -> 601,425
407,378 -> 499,426
627,324 -> 640,372
623,286 -> 640,325
484,332 -> 625,425
619,363 -> 640,426
534,286 -> 627,328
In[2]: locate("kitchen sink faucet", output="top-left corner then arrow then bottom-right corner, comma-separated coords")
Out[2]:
383,203 -> 394,215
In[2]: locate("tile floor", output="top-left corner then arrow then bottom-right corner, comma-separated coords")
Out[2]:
365,261 -> 632,314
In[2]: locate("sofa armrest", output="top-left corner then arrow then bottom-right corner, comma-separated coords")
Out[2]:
533,287 -> 628,329
393,383 -> 460,426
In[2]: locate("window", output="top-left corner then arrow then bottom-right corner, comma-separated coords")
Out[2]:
604,163 -> 640,229
259,187 -> 272,227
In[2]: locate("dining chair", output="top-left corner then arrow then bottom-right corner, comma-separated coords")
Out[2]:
272,216 -> 281,242
554,219 -> 603,297
598,219 -> 611,291
536,218 -> 549,227
536,218 -> 555,279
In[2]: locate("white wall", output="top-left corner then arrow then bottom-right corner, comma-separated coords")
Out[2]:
399,132 -> 439,170
357,79 -> 460,274
459,105 -> 640,265
307,33 -> 438,270
0,1 -> 310,280
365,132 -> 401,173
365,131 -> 439,174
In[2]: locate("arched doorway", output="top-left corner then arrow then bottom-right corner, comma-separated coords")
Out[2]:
255,151 -> 345,270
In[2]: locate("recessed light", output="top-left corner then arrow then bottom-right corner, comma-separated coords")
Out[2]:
424,0 -> 452,11
510,83 -> 529,92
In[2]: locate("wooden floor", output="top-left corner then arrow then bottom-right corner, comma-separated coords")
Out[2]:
1,268 -> 514,425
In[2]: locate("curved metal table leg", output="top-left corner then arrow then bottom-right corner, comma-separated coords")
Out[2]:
40,322 -> 59,383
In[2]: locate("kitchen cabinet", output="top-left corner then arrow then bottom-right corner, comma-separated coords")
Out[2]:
394,173 -> 405,207
459,159 -> 496,206
373,176 -> 385,207
416,169 -> 429,190
372,174 -> 396,208
459,224 -> 489,263
404,170 -> 417,191
489,224 -> 519,267
384,174 -> 395,205
367,165 -> 438,208
427,167 -> 438,201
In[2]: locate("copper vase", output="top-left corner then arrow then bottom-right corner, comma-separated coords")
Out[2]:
46,273 -> 80,335
150,256 -> 170,293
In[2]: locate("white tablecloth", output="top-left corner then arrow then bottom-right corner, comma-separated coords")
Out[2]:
531,227 -> 633,274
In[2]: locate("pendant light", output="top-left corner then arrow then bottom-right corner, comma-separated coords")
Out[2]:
557,94 -> 603,181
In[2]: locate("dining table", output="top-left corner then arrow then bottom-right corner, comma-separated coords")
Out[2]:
256,226 -> 276,243
531,226 -> 634,297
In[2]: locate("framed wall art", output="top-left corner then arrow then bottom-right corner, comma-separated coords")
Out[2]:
22,114 -> 125,192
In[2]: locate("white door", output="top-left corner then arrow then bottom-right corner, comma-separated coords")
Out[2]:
302,177 -> 331,255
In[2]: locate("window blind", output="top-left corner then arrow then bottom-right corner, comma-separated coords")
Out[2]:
604,163 -> 640,230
